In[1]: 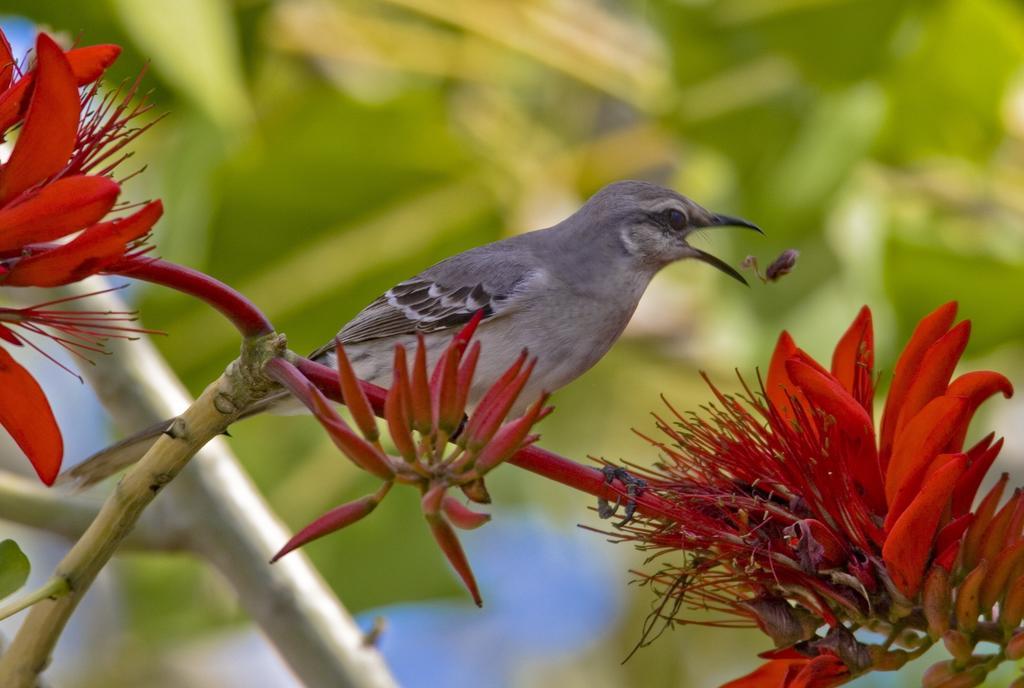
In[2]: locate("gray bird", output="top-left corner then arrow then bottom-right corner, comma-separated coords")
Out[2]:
62,180 -> 760,486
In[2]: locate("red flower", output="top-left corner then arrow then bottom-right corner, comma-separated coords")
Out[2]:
266,313 -> 551,606
0,29 -> 163,484
616,303 -> 1017,685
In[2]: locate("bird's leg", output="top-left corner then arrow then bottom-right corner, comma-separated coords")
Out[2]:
598,466 -> 647,527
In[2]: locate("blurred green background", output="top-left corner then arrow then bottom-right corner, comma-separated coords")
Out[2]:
4,0 -> 1024,685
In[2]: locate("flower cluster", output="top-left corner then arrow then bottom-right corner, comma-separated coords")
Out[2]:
0,30 -> 163,484
612,303 -> 1018,687
266,312 -> 551,605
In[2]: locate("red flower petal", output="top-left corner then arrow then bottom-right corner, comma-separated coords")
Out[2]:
0,346 -> 62,484
0,35 -> 80,204
270,493 -> 379,562
3,200 -> 162,287
788,655 -> 849,688
0,323 -> 21,345
786,357 -> 873,436
722,660 -> 802,688
976,490 -> 1024,567
952,436 -> 1003,517
882,453 -> 967,597
335,340 -> 379,442
425,513 -> 482,606
63,44 -> 122,84
0,175 -> 120,252
0,44 -> 121,135
472,393 -> 550,474
767,335 -> 830,441
945,371 -> 1014,451
786,357 -> 884,511
883,395 -> 966,522
979,523 -> 1024,611
0,29 -> 13,92
432,341 -> 464,434
787,519 -> 848,569
441,496 -> 491,530
308,391 -> 392,480
453,341 -> 481,426
892,320 -> 971,436
934,513 -> 973,563
830,305 -> 874,412
409,334 -> 432,433
960,473 -> 1009,571
766,331 -> 805,424
879,302 -> 957,469
462,351 -> 528,448
384,345 -> 417,463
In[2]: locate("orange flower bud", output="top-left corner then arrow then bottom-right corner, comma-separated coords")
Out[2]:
924,565 -> 952,640
941,630 -> 973,663
1006,631 -> 1024,661
954,561 -> 989,635
1000,573 -> 1024,632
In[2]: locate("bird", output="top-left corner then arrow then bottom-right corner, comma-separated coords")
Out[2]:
60,180 -> 761,487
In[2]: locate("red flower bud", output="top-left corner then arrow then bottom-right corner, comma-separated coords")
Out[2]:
442,496 -> 490,530
335,340 -> 379,442
272,491 -> 383,562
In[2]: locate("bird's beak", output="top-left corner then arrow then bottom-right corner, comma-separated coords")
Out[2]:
706,213 -> 763,234
689,247 -> 749,286
685,212 -> 762,286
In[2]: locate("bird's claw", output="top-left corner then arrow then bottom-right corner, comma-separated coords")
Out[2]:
597,466 -> 647,527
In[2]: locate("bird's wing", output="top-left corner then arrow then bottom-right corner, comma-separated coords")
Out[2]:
309,256 -> 544,358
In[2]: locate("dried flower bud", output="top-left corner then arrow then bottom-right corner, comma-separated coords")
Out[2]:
739,597 -> 818,647
740,250 -> 799,283
924,565 -> 953,640
765,249 -> 799,281
460,477 -> 491,504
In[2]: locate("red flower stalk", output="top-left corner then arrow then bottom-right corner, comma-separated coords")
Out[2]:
0,29 -> 165,485
266,314 -> 552,606
613,303 -> 1019,685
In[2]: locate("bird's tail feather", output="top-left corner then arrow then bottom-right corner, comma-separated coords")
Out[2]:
58,390 -> 293,490
57,419 -> 172,489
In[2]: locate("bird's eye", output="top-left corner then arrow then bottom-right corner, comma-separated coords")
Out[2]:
666,208 -> 687,230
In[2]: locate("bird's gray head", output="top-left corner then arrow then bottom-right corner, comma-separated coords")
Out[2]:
574,180 -> 761,283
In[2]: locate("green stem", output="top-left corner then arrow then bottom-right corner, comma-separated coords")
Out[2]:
0,578 -> 70,623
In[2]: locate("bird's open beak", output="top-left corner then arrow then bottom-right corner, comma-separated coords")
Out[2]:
707,213 -> 763,234
686,212 -> 762,286
689,247 -> 749,285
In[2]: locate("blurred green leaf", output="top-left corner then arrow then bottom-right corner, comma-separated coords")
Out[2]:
762,83 -> 885,218
885,234 -> 1024,353
878,0 -> 1024,162
717,0 -> 912,86
0,539 -> 30,600
111,0 -> 251,127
